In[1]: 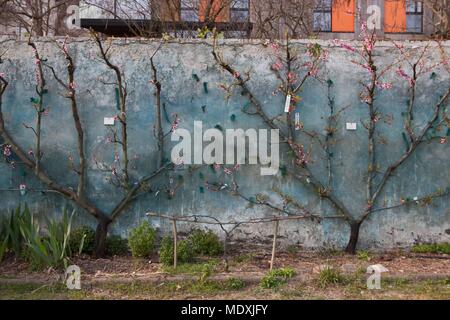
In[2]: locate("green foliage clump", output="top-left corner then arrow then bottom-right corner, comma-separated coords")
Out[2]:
7,205 -> 75,270
69,226 -> 95,255
226,278 -> 246,290
412,243 -> 450,254
260,267 -> 295,289
317,266 -> 346,288
107,235 -> 129,256
159,236 -> 194,266
356,250 -> 371,261
128,221 -> 156,258
0,205 -> 81,269
188,229 -> 223,256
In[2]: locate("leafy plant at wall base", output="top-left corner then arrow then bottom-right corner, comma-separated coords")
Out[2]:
107,235 -> 129,256
0,237 -> 7,262
159,236 -> 194,266
21,209 -> 75,270
317,266 -> 346,288
69,226 -> 95,255
128,221 -> 156,258
226,278 -> 246,290
412,243 -> 450,254
260,268 -> 296,289
4,205 -> 32,256
189,229 -> 223,256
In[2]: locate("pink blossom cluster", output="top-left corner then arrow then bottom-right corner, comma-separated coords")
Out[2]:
375,81 -> 393,90
271,59 -> 283,72
333,39 -> 356,53
171,114 -> 180,132
290,141 -> 309,167
287,71 -> 297,84
270,42 -> 280,52
224,163 -> 240,175
2,144 -> 11,157
396,67 -> 415,87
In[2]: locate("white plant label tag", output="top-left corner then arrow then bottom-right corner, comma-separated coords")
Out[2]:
284,94 -> 291,113
295,113 -> 300,130
104,117 -> 115,126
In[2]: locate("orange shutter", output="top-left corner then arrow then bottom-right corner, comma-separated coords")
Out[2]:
332,0 -> 355,32
384,0 -> 406,33
199,0 -> 229,22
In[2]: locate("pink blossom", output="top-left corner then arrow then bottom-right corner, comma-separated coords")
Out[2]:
0,72 -> 4,78
334,40 -> 355,52
396,67 -> 415,87
233,71 -> 240,78
171,114 -> 180,132
287,72 -> 297,84
363,38 -> 374,52
376,81 -> 393,90
69,82 -> 76,90
3,144 -> 11,157
440,137 -> 447,144
270,42 -> 280,51
223,168 -> 233,175
28,149 -> 34,156
233,164 -> 240,171
19,184 -> 26,190
271,60 -> 283,71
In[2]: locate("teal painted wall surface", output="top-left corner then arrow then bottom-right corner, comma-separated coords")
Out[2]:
0,37 -> 449,249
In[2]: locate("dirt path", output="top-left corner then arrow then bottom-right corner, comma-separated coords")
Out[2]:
0,250 -> 449,300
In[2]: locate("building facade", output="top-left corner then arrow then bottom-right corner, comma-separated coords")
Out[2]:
0,0 -> 446,39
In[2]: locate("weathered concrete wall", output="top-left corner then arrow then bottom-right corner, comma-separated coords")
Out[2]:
0,37 -> 449,250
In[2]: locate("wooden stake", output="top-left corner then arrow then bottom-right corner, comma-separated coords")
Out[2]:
172,218 -> 177,269
270,219 -> 280,270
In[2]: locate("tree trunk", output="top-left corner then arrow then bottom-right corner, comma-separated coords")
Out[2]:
345,221 -> 362,254
94,217 -> 111,258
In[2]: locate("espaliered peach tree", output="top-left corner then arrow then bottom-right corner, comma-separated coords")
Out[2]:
210,25 -> 450,253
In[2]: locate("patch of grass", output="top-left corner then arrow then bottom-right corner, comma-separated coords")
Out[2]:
411,243 -> 450,254
162,259 -> 220,275
233,253 -> 254,264
382,277 -> 411,288
225,278 -> 246,290
0,282 -> 88,300
317,266 -> 346,288
317,248 -> 343,258
260,267 -> 296,289
357,250 -> 371,261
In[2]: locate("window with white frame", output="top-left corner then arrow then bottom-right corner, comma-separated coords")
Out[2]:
406,0 -> 423,33
313,0 -> 332,32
